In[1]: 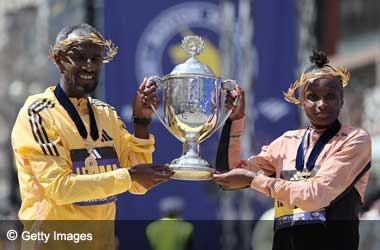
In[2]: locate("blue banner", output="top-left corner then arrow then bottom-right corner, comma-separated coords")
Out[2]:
104,0 -> 223,221
104,1 -> 297,248
105,2 -> 224,249
253,0 -> 298,152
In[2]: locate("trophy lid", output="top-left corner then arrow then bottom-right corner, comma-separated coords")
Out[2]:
169,36 -> 215,76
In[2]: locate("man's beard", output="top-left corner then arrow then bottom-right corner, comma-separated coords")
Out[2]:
79,81 -> 98,94
70,78 -> 98,95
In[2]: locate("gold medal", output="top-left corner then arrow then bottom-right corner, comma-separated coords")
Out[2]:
85,155 -> 98,174
83,139 -> 98,174
296,169 -> 311,180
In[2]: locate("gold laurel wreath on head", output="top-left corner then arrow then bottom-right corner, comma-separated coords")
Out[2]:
283,65 -> 350,105
48,32 -> 118,64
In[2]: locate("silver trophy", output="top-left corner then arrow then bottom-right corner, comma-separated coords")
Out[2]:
150,36 -> 237,180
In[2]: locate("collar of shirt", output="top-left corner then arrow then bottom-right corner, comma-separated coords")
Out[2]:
306,125 -> 327,147
69,97 -> 89,113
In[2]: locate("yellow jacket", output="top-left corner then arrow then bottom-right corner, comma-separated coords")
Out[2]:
12,86 -> 154,220
146,218 -> 194,250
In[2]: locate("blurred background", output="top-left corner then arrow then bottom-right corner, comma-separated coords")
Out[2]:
0,0 -> 379,249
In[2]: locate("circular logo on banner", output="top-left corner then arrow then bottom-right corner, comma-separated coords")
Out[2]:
135,2 -> 220,81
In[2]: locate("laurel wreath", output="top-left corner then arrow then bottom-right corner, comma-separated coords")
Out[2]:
283,66 -> 350,104
48,33 -> 118,64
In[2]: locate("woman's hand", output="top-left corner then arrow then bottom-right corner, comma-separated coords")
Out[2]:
213,168 -> 255,190
225,86 -> 245,121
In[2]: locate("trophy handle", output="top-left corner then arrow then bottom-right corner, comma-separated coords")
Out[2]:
148,76 -> 183,142
199,79 -> 238,143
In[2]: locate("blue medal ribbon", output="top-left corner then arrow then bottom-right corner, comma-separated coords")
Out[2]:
295,120 -> 341,173
53,84 -> 99,141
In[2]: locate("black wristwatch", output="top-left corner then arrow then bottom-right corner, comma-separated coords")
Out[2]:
131,115 -> 152,125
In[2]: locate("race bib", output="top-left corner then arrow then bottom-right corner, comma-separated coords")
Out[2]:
274,169 -> 325,230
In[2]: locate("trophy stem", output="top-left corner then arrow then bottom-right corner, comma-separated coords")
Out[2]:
168,134 -> 215,180
182,139 -> 199,157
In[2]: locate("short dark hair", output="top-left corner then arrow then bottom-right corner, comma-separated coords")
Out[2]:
55,23 -> 104,44
305,49 -> 329,73
304,49 -> 343,93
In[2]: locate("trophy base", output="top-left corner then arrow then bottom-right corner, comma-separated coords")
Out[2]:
169,157 -> 215,181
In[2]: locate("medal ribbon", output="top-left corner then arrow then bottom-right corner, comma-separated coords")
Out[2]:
295,120 -> 341,173
53,84 -> 99,141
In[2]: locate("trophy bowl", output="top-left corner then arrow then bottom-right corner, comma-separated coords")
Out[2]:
150,36 -> 237,180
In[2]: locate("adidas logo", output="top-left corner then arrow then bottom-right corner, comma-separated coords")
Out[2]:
89,148 -> 102,159
101,129 -> 113,142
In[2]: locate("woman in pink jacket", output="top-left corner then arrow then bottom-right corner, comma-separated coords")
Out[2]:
213,50 -> 371,250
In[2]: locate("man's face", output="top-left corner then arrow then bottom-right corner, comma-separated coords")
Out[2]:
301,76 -> 343,129
57,33 -> 103,97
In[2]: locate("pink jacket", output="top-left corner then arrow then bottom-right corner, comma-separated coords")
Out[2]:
229,118 -> 371,211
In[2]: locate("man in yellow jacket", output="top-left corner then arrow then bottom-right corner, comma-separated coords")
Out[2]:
11,23 -> 173,249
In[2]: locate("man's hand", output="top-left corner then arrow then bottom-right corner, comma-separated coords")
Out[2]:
225,86 -> 245,121
213,168 -> 254,190
128,164 -> 174,190
132,77 -> 159,119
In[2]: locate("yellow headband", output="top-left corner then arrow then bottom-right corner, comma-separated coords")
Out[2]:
48,32 -> 118,64
283,65 -> 350,105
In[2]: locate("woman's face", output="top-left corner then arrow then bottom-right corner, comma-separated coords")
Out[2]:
301,76 -> 343,129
